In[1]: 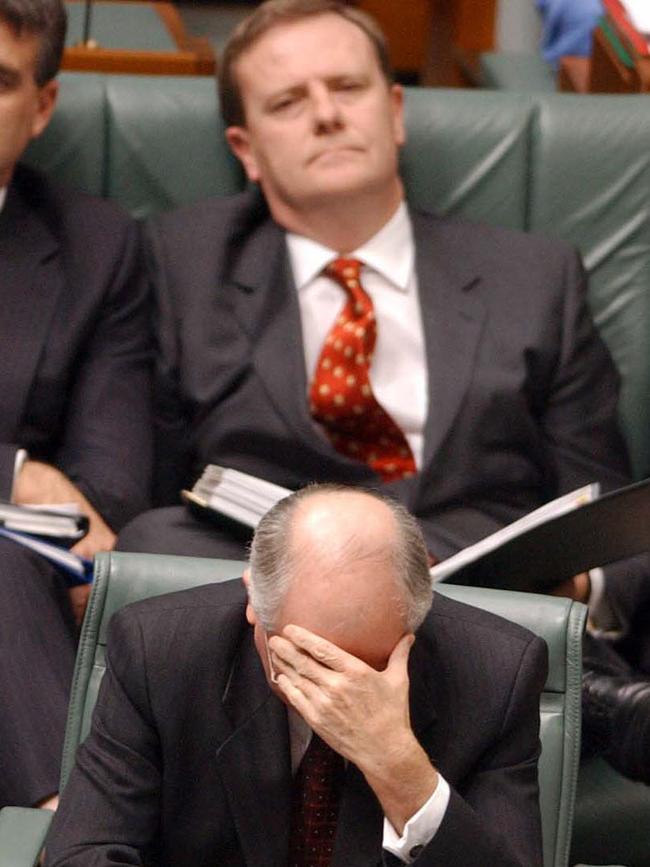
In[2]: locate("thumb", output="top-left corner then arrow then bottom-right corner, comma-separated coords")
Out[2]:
385,633 -> 414,678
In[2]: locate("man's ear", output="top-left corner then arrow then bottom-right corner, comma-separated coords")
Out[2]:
225,126 -> 261,182
31,79 -> 58,140
242,569 -> 257,626
389,83 -> 406,148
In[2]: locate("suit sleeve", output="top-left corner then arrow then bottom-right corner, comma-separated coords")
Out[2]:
0,444 -> 19,500
539,249 -> 631,493
145,219 -> 194,506
411,634 -> 547,867
538,250 -> 650,628
45,608 -> 161,866
55,218 -> 153,531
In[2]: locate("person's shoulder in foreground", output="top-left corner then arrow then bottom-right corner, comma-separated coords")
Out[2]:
47,483 -> 546,867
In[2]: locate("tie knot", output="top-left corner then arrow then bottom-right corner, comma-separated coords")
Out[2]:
325,257 -> 362,292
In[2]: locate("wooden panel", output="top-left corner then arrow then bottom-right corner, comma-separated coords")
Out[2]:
63,1 -> 216,75
358,0 -> 432,72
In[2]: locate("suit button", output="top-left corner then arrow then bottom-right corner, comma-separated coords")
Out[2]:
409,844 -> 424,859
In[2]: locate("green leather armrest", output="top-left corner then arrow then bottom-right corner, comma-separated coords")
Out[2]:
0,807 -> 53,867
480,51 -> 556,91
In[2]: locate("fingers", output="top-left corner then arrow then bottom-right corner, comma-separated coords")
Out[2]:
280,624 -> 352,672
269,633 -> 341,688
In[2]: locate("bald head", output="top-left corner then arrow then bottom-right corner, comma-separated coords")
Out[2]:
246,485 -> 432,665
277,490 -> 405,664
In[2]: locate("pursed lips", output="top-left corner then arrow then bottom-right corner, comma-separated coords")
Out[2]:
308,145 -> 365,164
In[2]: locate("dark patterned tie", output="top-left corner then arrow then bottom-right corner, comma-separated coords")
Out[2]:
309,257 -> 416,483
288,733 -> 345,867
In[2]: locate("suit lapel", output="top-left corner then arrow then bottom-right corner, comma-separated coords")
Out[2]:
0,178 -> 63,442
225,217 -> 331,453
411,212 -> 486,474
215,630 -> 292,867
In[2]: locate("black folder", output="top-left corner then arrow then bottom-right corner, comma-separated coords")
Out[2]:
446,477 -> 650,592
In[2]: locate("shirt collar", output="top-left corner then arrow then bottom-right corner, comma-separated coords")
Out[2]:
0,187 -> 7,214
287,201 -> 414,293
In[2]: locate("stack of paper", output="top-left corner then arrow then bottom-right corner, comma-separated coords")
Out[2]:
183,466 -> 290,528
0,501 -> 88,540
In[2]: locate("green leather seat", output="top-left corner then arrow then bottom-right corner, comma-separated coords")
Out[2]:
0,552 -> 586,867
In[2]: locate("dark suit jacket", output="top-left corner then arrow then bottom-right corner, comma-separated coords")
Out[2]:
148,190 -> 630,547
0,165 -> 152,530
46,580 -> 547,866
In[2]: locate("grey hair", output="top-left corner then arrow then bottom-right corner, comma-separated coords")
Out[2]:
0,0 -> 67,85
247,483 -> 432,631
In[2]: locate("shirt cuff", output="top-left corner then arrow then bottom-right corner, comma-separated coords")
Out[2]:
587,566 -> 622,637
10,449 -> 28,502
382,774 -> 451,863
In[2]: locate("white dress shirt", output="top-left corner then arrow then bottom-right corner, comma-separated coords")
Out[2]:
287,202 -> 429,468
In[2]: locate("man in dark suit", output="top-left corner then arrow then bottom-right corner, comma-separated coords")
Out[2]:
47,486 -> 547,866
116,0 -> 649,780
0,0 -> 151,808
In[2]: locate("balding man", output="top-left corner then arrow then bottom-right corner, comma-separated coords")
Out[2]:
48,486 -> 547,866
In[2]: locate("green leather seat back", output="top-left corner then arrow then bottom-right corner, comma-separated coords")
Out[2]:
401,89 -> 534,229
23,73 -> 107,197
529,95 -> 650,480
62,552 -> 586,867
105,76 -> 244,217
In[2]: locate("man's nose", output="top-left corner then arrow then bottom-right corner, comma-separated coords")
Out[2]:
310,84 -> 343,133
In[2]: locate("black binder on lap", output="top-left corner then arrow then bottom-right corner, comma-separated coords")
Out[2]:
445,477 -> 650,592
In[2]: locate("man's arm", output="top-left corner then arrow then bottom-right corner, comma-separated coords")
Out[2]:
12,460 -> 115,557
45,610 -> 161,866
271,629 -> 438,832
269,625 -> 546,866
145,220 -> 194,506
541,249 -> 630,495
0,444 -> 20,500
419,634 -> 545,866
51,217 -> 153,533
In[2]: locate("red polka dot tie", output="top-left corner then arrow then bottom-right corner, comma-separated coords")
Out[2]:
288,733 -> 345,867
309,257 -> 416,483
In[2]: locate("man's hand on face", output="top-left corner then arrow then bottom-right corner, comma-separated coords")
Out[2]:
268,626 -> 439,834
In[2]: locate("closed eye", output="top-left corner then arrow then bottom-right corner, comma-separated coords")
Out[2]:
267,89 -> 305,114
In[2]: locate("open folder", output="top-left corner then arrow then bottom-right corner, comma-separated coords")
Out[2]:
185,466 -> 650,593
443,476 -> 650,591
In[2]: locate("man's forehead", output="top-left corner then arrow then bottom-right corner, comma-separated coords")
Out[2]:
0,20 -> 40,77
234,13 -> 379,92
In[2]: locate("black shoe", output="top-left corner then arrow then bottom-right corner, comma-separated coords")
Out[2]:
582,668 -> 650,784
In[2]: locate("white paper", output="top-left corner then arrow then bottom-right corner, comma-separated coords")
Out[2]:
430,483 -> 600,582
